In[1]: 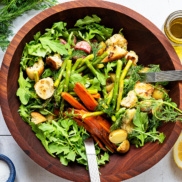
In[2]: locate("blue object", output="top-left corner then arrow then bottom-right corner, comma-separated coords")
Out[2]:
0,154 -> 16,182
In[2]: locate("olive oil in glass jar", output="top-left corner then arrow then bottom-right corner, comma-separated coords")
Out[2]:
164,10 -> 182,62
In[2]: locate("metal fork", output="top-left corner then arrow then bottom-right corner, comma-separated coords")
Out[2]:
84,137 -> 101,182
140,70 -> 182,82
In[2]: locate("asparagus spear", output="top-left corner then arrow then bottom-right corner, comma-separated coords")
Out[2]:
60,59 -> 72,113
64,59 -> 72,92
92,52 -> 108,66
116,60 -> 133,111
85,58 -> 106,86
111,60 -> 123,110
82,111 -> 104,119
71,58 -> 83,71
106,88 -> 113,105
54,60 -> 67,88
75,54 -> 94,73
76,52 -> 107,73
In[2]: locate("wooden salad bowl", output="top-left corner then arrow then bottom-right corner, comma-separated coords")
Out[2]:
1,0 -> 182,181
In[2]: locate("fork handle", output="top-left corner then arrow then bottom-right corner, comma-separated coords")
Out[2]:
86,154 -> 101,182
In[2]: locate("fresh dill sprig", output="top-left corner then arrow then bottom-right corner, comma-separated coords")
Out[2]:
0,0 -> 57,51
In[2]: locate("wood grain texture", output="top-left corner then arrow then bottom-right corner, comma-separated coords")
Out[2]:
1,0 -> 182,181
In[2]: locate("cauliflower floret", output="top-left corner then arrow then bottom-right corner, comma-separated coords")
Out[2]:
125,50 -> 138,65
139,100 -> 153,112
121,108 -> 136,133
26,58 -> 44,80
46,54 -> 62,70
106,34 -> 127,49
102,45 -> 127,63
122,108 -> 136,124
34,77 -> 55,100
134,82 -> 154,99
120,90 -> 138,108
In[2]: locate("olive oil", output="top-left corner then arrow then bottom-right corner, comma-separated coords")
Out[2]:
170,18 -> 182,39
164,11 -> 182,62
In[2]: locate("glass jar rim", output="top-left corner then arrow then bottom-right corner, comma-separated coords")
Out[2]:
164,10 -> 182,44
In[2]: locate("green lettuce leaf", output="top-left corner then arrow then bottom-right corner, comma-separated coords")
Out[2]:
16,69 -> 32,105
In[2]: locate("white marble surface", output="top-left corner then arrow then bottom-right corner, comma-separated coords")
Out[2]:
1,0 -> 182,181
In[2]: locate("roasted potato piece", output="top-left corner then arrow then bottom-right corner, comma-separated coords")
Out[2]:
106,83 -> 114,93
31,112 -> 46,124
109,129 -> 128,144
34,77 -> 55,100
152,85 -> 168,100
109,73 -> 116,82
26,58 -> 44,80
117,140 -> 130,153
46,54 -> 62,70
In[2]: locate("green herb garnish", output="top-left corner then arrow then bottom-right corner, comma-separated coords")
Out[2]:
0,0 -> 57,51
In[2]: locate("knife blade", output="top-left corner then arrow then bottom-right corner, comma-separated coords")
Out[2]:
84,137 -> 100,182
140,70 -> 182,82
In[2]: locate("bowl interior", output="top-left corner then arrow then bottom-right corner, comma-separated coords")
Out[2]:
1,1 -> 182,182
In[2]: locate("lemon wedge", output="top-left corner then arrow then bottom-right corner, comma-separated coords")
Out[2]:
173,132 -> 182,169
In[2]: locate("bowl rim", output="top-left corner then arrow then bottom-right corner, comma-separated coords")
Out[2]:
1,0 -> 182,181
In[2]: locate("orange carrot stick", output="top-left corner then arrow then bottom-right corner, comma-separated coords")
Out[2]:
70,109 -> 116,152
73,117 -> 107,151
96,116 -> 111,133
91,93 -> 101,99
61,92 -> 87,111
74,83 -> 98,111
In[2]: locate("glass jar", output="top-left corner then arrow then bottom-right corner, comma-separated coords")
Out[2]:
164,10 -> 182,62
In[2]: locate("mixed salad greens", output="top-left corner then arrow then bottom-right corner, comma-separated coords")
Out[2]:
17,15 -> 182,168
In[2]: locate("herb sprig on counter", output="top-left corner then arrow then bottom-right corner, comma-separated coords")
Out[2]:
0,0 -> 57,51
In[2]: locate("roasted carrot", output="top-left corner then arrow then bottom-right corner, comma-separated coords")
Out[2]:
73,117 -> 107,151
91,93 -> 101,99
68,109 -> 116,153
97,116 -> 111,133
74,83 -> 98,111
61,92 -> 87,111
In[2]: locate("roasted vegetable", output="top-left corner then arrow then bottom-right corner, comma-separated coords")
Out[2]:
105,33 -> 127,49
109,129 -> 128,144
46,54 -> 62,70
152,85 -> 168,100
125,50 -> 138,65
61,92 -> 87,111
101,45 -> 127,63
117,140 -> 130,153
26,58 -> 44,81
16,14 -> 182,169
74,82 -> 98,111
69,109 -> 117,153
34,77 -> 55,100
134,82 -> 154,99
31,112 -> 46,124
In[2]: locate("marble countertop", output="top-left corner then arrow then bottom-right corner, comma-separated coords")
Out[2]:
1,0 -> 182,181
